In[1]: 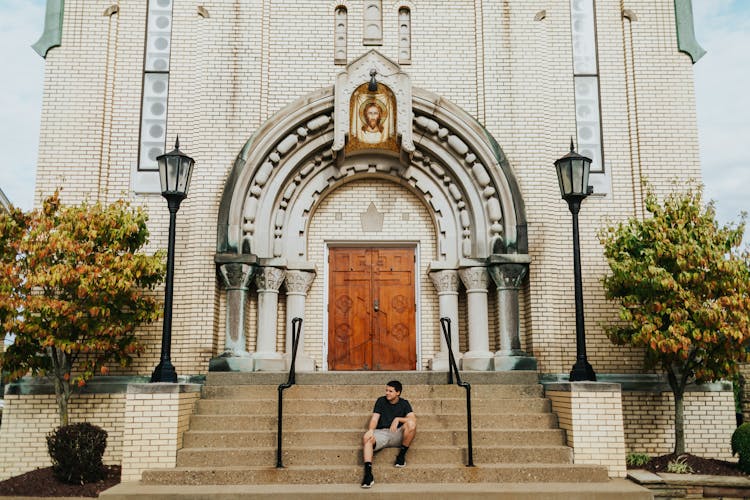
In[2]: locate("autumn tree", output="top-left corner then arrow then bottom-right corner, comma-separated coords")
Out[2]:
599,186 -> 750,455
0,193 -> 164,426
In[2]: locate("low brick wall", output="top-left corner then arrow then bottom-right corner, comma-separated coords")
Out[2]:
623,391 -> 736,460
120,383 -> 201,482
546,382 -> 627,478
0,392 -> 126,480
0,376 -> 200,482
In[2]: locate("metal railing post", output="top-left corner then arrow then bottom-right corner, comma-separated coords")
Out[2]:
276,317 -> 303,468
440,317 -> 474,467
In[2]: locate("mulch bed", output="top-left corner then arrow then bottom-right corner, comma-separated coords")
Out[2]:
631,453 -> 748,477
0,465 -> 120,497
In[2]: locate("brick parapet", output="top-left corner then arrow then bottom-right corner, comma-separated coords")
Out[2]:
546,382 -> 627,478
120,383 -> 201,482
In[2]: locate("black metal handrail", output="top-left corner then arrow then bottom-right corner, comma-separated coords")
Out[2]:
440,317 -> 474,467
276,317 -> 303,468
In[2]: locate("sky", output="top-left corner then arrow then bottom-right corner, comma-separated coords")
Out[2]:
0,0 -> 748,246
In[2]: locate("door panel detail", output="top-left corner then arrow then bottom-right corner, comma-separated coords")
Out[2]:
329,247 -> 416,370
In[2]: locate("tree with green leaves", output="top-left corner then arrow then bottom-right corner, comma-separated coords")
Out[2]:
0,193 -> 165,426
599,186 -> 750,455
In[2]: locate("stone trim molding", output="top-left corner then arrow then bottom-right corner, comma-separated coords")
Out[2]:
32,0 -> 65,58
217,61 -> 528,264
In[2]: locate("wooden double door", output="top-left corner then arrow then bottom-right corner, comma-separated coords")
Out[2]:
328,247 -> 416,370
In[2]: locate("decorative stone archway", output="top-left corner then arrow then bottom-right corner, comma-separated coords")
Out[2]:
214,52 -> 532,372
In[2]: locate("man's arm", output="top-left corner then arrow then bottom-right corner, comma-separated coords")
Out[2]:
364,413 -> 381,440
388,411 -> 416,432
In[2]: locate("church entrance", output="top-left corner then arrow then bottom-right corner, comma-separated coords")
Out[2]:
328,246 -> 416,370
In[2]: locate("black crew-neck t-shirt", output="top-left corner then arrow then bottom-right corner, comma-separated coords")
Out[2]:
373,396 -> 413,429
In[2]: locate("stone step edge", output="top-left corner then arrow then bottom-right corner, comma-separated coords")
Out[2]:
178,444 -> 570,452
100,480 -> 652,499
147,463 -> 599,472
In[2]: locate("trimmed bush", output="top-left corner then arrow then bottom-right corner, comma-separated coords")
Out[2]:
732,422 -> 750,473
46,422 -> 108,484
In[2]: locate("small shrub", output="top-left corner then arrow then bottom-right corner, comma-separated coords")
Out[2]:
46,422 -> 108,484
626,452 -> 651,467
732,422 -> 750,473
666,455 -> 694,474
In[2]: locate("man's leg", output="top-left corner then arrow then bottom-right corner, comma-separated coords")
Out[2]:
395,421 -> 416,468
361,431 -> 375,488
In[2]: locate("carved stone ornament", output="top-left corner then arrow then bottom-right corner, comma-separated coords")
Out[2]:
284,270 -> 315,295
333,50 -> 414,155
255,267 -> 286,292
488,263 -> 528,290
218,263 -> 255,291
360,202 -> 384,232
429,269 -> 460,293
458,266 -> 489,291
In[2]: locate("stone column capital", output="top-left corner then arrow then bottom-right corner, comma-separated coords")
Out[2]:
488,263 -> 528,290
255,266 -> 286,292
285,269 -> 316,295
218,262 -> 256,291
458,266 -> 489,291
429,269 -> 460,293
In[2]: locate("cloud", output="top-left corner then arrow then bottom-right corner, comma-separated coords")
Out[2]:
0,0 -> 45,210
693,0 -> 750,244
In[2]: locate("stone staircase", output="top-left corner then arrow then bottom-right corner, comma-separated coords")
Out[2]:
101,371 -> 652,499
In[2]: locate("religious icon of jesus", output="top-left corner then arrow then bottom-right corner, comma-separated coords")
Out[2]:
360,101 -> 386,144
346,82 -> 398,154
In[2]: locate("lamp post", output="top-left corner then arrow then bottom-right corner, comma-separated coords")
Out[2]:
554,140 -> 596,382
151,137 -> 195,383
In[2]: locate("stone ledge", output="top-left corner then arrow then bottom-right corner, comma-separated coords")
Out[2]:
542,373 -> 733,393
628,469 -> 750,499
4,375 -> 205,396
545,382 -> 621,392
126,383 -> 202,394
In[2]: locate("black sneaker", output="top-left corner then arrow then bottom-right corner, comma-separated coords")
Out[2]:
361,469 -> 374,488
394,452 -> 406,468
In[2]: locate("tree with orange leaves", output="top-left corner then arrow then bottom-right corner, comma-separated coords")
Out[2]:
0,193 -> 164,426
600,186 -> 750,455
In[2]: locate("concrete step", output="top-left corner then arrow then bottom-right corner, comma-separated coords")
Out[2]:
182,428 -> 567,448
175,445 -> 573,467
141,463 -> 611,485
201,383 -> 544,399
205,371 -> 539,386
187,412 -> 558,431
101,480 -> 654,499
193,397 -> 551,415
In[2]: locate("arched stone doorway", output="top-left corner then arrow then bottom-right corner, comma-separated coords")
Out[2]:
214,52 -> 532,372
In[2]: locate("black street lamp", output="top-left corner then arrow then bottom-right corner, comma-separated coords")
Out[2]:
554,140 -> 596,382
151,137 -> 195,383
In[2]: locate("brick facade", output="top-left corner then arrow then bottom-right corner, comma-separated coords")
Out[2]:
0,0 -> 728,480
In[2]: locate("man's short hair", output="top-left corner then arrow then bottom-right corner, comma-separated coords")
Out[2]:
387,380 -> 402,393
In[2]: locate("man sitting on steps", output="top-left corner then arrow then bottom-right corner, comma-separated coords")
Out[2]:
361,380 -> 417,488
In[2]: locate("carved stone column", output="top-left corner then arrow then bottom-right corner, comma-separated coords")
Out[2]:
488,254 -> 537,371
428,269 -> 461,371
253,266 -> 286,371
211,254 -> 257,372
458,266 -> 493,371
284,269 -> 316,372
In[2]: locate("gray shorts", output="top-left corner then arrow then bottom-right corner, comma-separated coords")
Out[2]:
373,427 -> 404,452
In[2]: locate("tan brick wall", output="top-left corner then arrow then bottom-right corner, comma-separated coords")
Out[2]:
547,384 -> 627,478
623,391 -> 736,460
32,0 -> 703,377
0,393 -> 125,480
120,384 -> 201,482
